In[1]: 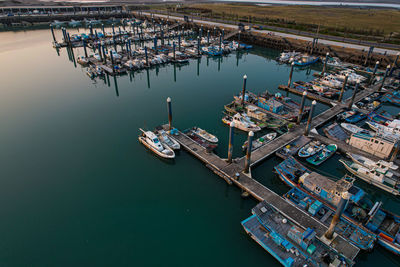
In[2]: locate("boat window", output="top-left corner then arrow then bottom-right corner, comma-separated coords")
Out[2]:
153,138 -> 159,143
315,186 -> 321,193
375,140 -> 379,144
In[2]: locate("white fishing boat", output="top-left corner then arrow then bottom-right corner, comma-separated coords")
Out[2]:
366,120 -> 400,138
336,69 -> 367,84
156,129 -> 180,150
138,129 -> 175,159
298,140 -> 325,158
191,127 -> 218,143
347,153 -> 399,171
242,132 -> 277,151
341,123 -> 372,135
222,113 -> 261,132
340,159 -> 400,196
318,75 -> 342,89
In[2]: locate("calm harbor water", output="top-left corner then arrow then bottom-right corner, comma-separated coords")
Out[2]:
0,28 -> 399,266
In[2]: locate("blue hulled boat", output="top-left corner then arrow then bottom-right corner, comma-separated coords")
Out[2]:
284,187 -> 376,251
275,156 -> 400,256
241,201 -> 354,267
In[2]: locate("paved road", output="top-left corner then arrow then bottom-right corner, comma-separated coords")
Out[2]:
140,11 -> 400,56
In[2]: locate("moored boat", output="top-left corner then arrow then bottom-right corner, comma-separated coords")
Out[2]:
323,123 -> 349,142
241,201 -> 354,267
284,187 -> 376,251
138,128 -> 175,159
306,144 -> 337,166
340,123 -> 372,135
242,132 -> 277,151
340,159 -> 400,196
155,128 -> 180,150
191,127 -> 218,143
298,141 -> 325,158
222,113 -> 261,132
275,157 -> 400,255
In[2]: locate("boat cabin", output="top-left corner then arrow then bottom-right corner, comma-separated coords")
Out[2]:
299,172 -> 356,207
258,98 -> 283,113
247,106 -> 267,121
348,133 -> 397,159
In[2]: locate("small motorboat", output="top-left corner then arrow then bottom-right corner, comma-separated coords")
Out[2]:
222,113 -> 261,132
155,129 -> 180,150
138,129 -> 175,159
242,132 -> 277,151
347,153 -> 399,171
184,130 -> 218,151
191,127 -> 218,143
298,141 -> 325,158
306,144 -> 337,166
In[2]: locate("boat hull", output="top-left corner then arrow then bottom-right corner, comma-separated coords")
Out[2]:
138,136 -> 175,159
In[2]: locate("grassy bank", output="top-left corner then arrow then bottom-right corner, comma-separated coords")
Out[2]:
152,3 -> 400,45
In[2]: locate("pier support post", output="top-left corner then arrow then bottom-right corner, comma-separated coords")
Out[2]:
222,29 -> 225,39
348,81 -> 359,109
102,45 -> 107,63
98,43 -> 102,61
297,91 -> 307,124
325,193 -> 349,240
173,42 -> 176,60
102,24 -> 105,34
369,61 -> 379,85
379,65 -> 390,92
178,34 -> 181,51
338,75 -> 348,102
219,33 -> 222,52
389,52 -> 399,77
241,75 -> 247,106
304,100 -> 316,136
207,30 -> 210,45
364,46 -> 374,66
83,40 -> 88,58
322,52 -> 329,76
197,37 -> 200,56
288,62 -> 294,88
167,97 -> 172,130
227,122 -> 235,163
200,25 -> 203,38
50,25 -> 56,43
109,51 -> 115,73
145,46 -> 148,66
89,24 -> 93,37
154,37 -> 157,50
112,24 -> 115,35
244,131 -> 254,174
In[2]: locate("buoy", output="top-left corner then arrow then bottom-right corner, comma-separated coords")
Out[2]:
241,191 -> 250,198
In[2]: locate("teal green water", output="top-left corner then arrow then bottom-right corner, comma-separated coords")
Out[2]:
0,28 -> 399,266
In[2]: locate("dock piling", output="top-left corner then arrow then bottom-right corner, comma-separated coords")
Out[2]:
219,33 -> 222,52
244,131 -> 254,174
325,193 -> 350,240
322,52 -> 329,75
178,34 -> 181,51
50,25 -> 56,43
145,46 -> 148,66
379,65 -> 390,92
102,24 -> 105,35
83,40 -> 88,58
167,97 -> 172,130
207,30 -> 210,45
227,122 -> 235,163
338,74 -> 348,102
304,100 -> 316,136
348,81 -> 359,109
369,61 -> 379,85
112,23 -> 115,35
389,52 -> 399,77
197,37 -> 200,56
288,62 -> 294,87
297,91 -> 307,124
173,42 -> 176,60
241,74 -> 247,106
102,45 -> 107,63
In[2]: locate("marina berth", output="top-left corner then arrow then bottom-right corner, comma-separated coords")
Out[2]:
242,201 -> 354,267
